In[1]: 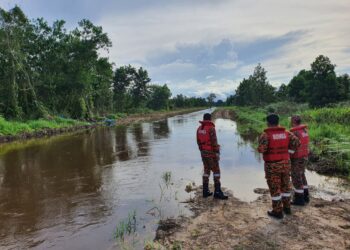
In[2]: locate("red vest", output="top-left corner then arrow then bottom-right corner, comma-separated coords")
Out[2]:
290,125 -> 309,159
197,121 -> 215,152
263,127 -> 290,162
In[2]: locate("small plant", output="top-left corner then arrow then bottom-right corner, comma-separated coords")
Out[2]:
162,171 -> 172,187
115,210 -> 137,241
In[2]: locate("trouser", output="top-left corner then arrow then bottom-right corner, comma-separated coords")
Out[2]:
265,162 -> 292,213
201,156 -> 221,185
291,158 -> 308,194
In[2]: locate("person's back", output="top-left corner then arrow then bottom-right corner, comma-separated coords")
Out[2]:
196,113 -> 228,200
289,115 -> 310,205
258,113 -> 300,219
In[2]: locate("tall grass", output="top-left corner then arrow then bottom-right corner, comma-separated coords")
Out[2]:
221,102 -> 350,175
0,116 -> 87,136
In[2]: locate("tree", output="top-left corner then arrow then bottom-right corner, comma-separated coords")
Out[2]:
311,55 -> 336,80
338,74 -> 350,100
308,55 -> 341,107
234,64 -> 275,106
0,6 -> 116,119
113,65 -> 136,112
147,84 -> 171,110
275,84 -> 289,100
207,93 -> 216,107
288,70 -> 312,102
131,67 -> 151,107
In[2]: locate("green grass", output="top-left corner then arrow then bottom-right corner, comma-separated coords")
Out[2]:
0,116 -> 88,136
219,102 -> 350,175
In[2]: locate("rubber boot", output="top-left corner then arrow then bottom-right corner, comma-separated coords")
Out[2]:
282,197 -> 292,215
268,200 -> 284,219
268,210 -> 284,219
291,193 -> 305,206
213,183 -> 228,200
203,183 -> 213,198
283,207 -> 292,215
304,188 -> 310,203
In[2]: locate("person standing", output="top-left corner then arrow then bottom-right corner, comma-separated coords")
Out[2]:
290,115 -> 310,205
258,114 -> 300,219
197,113 -> 228,200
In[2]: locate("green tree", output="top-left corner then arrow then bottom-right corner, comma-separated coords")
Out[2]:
131,67 -> 151,107
234,64 -> 275,106
113,65 -> 136,112
147,84 -> 172,110
207,93 -> 216,107
309,55 -> 341,107
275,83 -> 289,100
288,70 -> 312,102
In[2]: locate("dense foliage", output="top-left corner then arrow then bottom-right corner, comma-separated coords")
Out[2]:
228,55 -> 350,107
0,7 -> 208,121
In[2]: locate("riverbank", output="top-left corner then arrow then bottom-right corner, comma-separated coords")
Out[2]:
0,108 -> 204,144
153,186 -> 350,249
212,105 -> 350,177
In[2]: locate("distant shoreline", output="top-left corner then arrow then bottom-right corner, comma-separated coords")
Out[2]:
0,108 -> 205,145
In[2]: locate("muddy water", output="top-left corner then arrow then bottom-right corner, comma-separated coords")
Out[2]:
0,109 -> 349,249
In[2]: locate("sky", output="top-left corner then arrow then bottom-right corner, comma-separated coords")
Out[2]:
1,0 -> 350,99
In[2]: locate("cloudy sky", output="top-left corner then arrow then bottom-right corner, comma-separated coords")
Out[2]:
2,0 -> 350,99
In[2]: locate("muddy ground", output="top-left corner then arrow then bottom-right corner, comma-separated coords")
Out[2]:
154,187 -> 350,250
0,108 -> 202,144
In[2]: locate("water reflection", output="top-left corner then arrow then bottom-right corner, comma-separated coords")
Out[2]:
152,120 -> 170,139
0,111 -> 349,249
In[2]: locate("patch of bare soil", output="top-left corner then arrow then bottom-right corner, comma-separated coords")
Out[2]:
212,109 -> 237,120
155,187 -> 350,250
117,108 -> 203,126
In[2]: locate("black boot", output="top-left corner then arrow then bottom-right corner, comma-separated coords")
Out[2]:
283,207 -> 292,215
304,188 -> 310,203
203,183 -> 213,198
291,193 -> 305,206
267,210 -> 284,219
214,183 -> 228,200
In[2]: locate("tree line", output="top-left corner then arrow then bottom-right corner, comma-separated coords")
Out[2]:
0,6 -> 208,120
227,55 -> 350,108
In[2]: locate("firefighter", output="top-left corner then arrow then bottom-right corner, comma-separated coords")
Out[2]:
290,115 -> 310,205
197,113 -> 228,200
258,113 -> 300,219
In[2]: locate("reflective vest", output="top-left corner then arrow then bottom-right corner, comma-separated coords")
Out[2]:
197,121 -> 217,152
290,125 -> 309,159
263,127 -> 290,162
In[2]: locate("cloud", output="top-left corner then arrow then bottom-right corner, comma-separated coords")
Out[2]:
3,0 -> 350,97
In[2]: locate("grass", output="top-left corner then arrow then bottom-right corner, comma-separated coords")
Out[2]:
0,116 -> 88,136
219,102 -> 350,175
115,210 -> 137,241
0,107 -> 204,137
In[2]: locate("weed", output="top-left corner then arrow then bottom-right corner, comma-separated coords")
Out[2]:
115,210 -> 137,241
162,171 -> 172,187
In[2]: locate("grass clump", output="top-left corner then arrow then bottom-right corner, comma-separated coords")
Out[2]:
115,210 -> 137,241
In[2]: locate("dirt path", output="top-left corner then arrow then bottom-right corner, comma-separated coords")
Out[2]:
116,108 -> 203,126
154,187 -> 350,250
